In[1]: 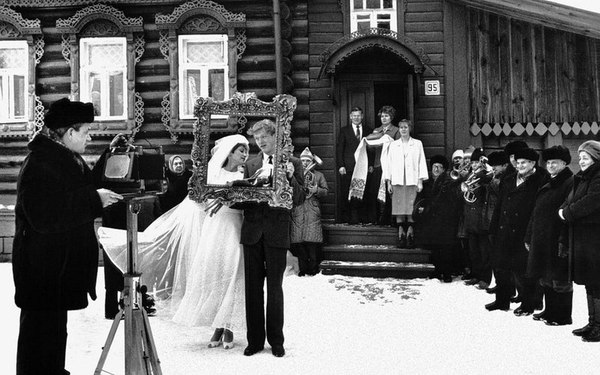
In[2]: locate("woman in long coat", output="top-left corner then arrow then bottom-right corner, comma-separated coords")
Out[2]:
559,140 -> 600,342
12,98 -> 120,375
291,147 -> 329,275
524,146 -> 573,326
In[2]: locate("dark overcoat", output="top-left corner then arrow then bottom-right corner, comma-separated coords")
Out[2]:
415,172 -> 462,247
490,167 -> 549,272
524,167 -> 573,282
291,170 -> 328,244
561,162 -> 600,287
12,134 -> 103,310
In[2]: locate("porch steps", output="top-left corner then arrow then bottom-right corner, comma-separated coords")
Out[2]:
320,224 -> 434,279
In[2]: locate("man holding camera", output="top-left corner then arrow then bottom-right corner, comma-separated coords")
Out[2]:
13,98 -> 122,375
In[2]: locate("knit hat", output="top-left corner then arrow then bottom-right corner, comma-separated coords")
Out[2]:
430,154 -> 449,170
578,140 -> 600,162
471,147 -> 485,162
542,146 -> 571,164
451,149 -> 464,160
513,147 -> 539,162
300,147 -> 314,161
504,140 -> 528,156
487,151 -> 509,166
44,97 -> 95,130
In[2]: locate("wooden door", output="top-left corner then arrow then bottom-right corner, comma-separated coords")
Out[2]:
338,80 -> 375,130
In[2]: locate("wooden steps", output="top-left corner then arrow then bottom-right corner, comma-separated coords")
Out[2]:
320,224 -> 434,279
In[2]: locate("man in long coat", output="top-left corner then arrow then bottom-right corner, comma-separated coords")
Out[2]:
12,98 -> 122,375
486,147 -> 549,313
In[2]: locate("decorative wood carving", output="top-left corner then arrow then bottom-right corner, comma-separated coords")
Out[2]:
56,4 -> 144,137
0,6 -> 43,138
189,92 -> 297,209
155,0 -> 246,140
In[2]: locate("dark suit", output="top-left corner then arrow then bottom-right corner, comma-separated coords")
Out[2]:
336,124 -> 372,223
240,153 -> 304,349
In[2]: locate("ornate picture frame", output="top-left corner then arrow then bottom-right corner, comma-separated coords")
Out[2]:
188,92 -> 297,209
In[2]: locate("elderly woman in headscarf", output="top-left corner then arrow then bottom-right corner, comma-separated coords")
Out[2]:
559,140 -> 600,342
161,155 -> 193,212
524,146 -> 574,326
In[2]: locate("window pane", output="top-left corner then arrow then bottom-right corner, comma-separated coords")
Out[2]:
89,73 -> 102,116
366,0 -> 380,9
377,21 -> 391,30
353,0 -> 363,9
186,42 -> 224,64
357,14 -> 370,21
13,75 -> 25,118
0,48 -> 27,69
357,21 -> 371,32
383,0 -> 394,8
109,71 -> 124,117
184,69 -> 201,115
208,69 -> 225,100
87,43 -> 125,66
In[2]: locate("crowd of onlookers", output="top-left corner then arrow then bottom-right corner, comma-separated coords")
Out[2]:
414,140 -> 600,344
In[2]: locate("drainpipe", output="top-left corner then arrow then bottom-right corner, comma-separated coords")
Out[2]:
272,0 -> 283,94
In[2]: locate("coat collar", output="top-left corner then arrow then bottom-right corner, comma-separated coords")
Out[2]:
540,167 -> 573,190
575,161 -> 600,180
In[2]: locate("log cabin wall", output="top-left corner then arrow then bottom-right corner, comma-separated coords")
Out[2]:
465,7 -> 600,162
0,1 -> 310,202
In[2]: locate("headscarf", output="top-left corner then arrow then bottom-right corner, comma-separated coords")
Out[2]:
168,155 -> 185,174
207,134 -> 249,184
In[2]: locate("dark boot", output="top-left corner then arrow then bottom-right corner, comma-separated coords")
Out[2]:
573,293 -> 595,336
533,287 -> 553,322
582,298 -> 600,342
546,290 -> 572,326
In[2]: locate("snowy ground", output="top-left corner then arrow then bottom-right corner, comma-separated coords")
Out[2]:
0,262 -> 597,375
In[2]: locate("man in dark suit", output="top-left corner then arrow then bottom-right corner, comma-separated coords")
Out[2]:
240,119 -> 304,358
336,107 -> 373,223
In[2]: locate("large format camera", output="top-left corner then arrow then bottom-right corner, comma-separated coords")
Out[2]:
100,135 -> 166,195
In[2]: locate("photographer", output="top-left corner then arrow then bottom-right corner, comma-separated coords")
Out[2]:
13,98 -> 122,375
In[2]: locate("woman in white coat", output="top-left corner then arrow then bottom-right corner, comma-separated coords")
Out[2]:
382,119 -> 428,247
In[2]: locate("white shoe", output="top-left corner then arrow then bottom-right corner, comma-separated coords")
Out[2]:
223,329 -> 234,349
208,328 -> 224,348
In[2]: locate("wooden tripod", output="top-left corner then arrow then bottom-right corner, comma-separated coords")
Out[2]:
95,196 -> 163,375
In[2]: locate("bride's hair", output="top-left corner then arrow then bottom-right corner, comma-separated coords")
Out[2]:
222,143 -> 249,167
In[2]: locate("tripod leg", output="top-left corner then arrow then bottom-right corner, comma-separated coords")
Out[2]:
141,308 -> 163,375
94,310 -> 124,375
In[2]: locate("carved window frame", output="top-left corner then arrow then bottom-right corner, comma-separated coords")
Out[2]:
56,4 -> 144,137
0,6 -> 43,138
340,0 -> 406,36
156,0 -> 246,140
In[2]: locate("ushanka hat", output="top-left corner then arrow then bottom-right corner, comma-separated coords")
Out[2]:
430,154 -> 449,170
542,146 -> 571,164
487,151 -> 509,166
44,97 -> 94,130
504,140 -> 528,156
578,140 -> 600,162
513,147 -> 539,162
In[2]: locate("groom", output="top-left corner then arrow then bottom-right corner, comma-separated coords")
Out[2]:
240,119 -> 304,357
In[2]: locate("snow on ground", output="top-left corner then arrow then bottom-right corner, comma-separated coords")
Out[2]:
0,262 -> 597,375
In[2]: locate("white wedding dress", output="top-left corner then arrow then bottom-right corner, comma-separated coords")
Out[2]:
98,167 -> 246,331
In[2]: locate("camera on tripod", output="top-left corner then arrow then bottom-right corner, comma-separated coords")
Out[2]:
100,135 -> 166,195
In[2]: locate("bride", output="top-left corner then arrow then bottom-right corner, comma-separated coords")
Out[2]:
98,134 -> 249,349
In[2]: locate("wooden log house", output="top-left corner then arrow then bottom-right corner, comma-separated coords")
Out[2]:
1,0 -> 600,260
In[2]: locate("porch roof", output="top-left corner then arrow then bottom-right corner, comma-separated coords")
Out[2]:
450,0 -> 600,39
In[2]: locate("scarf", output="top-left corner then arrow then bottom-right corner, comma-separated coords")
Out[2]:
348,134 -> 394,203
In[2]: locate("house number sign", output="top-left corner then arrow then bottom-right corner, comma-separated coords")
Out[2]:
424,80 -> 440,96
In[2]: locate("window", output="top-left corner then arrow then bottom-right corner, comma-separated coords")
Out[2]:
178,34 -> 229,119
0,40 -> 27,123
350,0 -> 397,32
79,37 -> 127,121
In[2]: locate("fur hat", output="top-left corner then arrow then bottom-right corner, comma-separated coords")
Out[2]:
578,140 -> 600,162
513,147 -> 539,162
487,151 -> 509,166
504,140 -> 528,156
451,149 -> 464,160
44,98 -> 94,130
430,154 -> 449,170
542,146 -> 571,164
471,147 -> 485,162
300,147 -> 314,161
